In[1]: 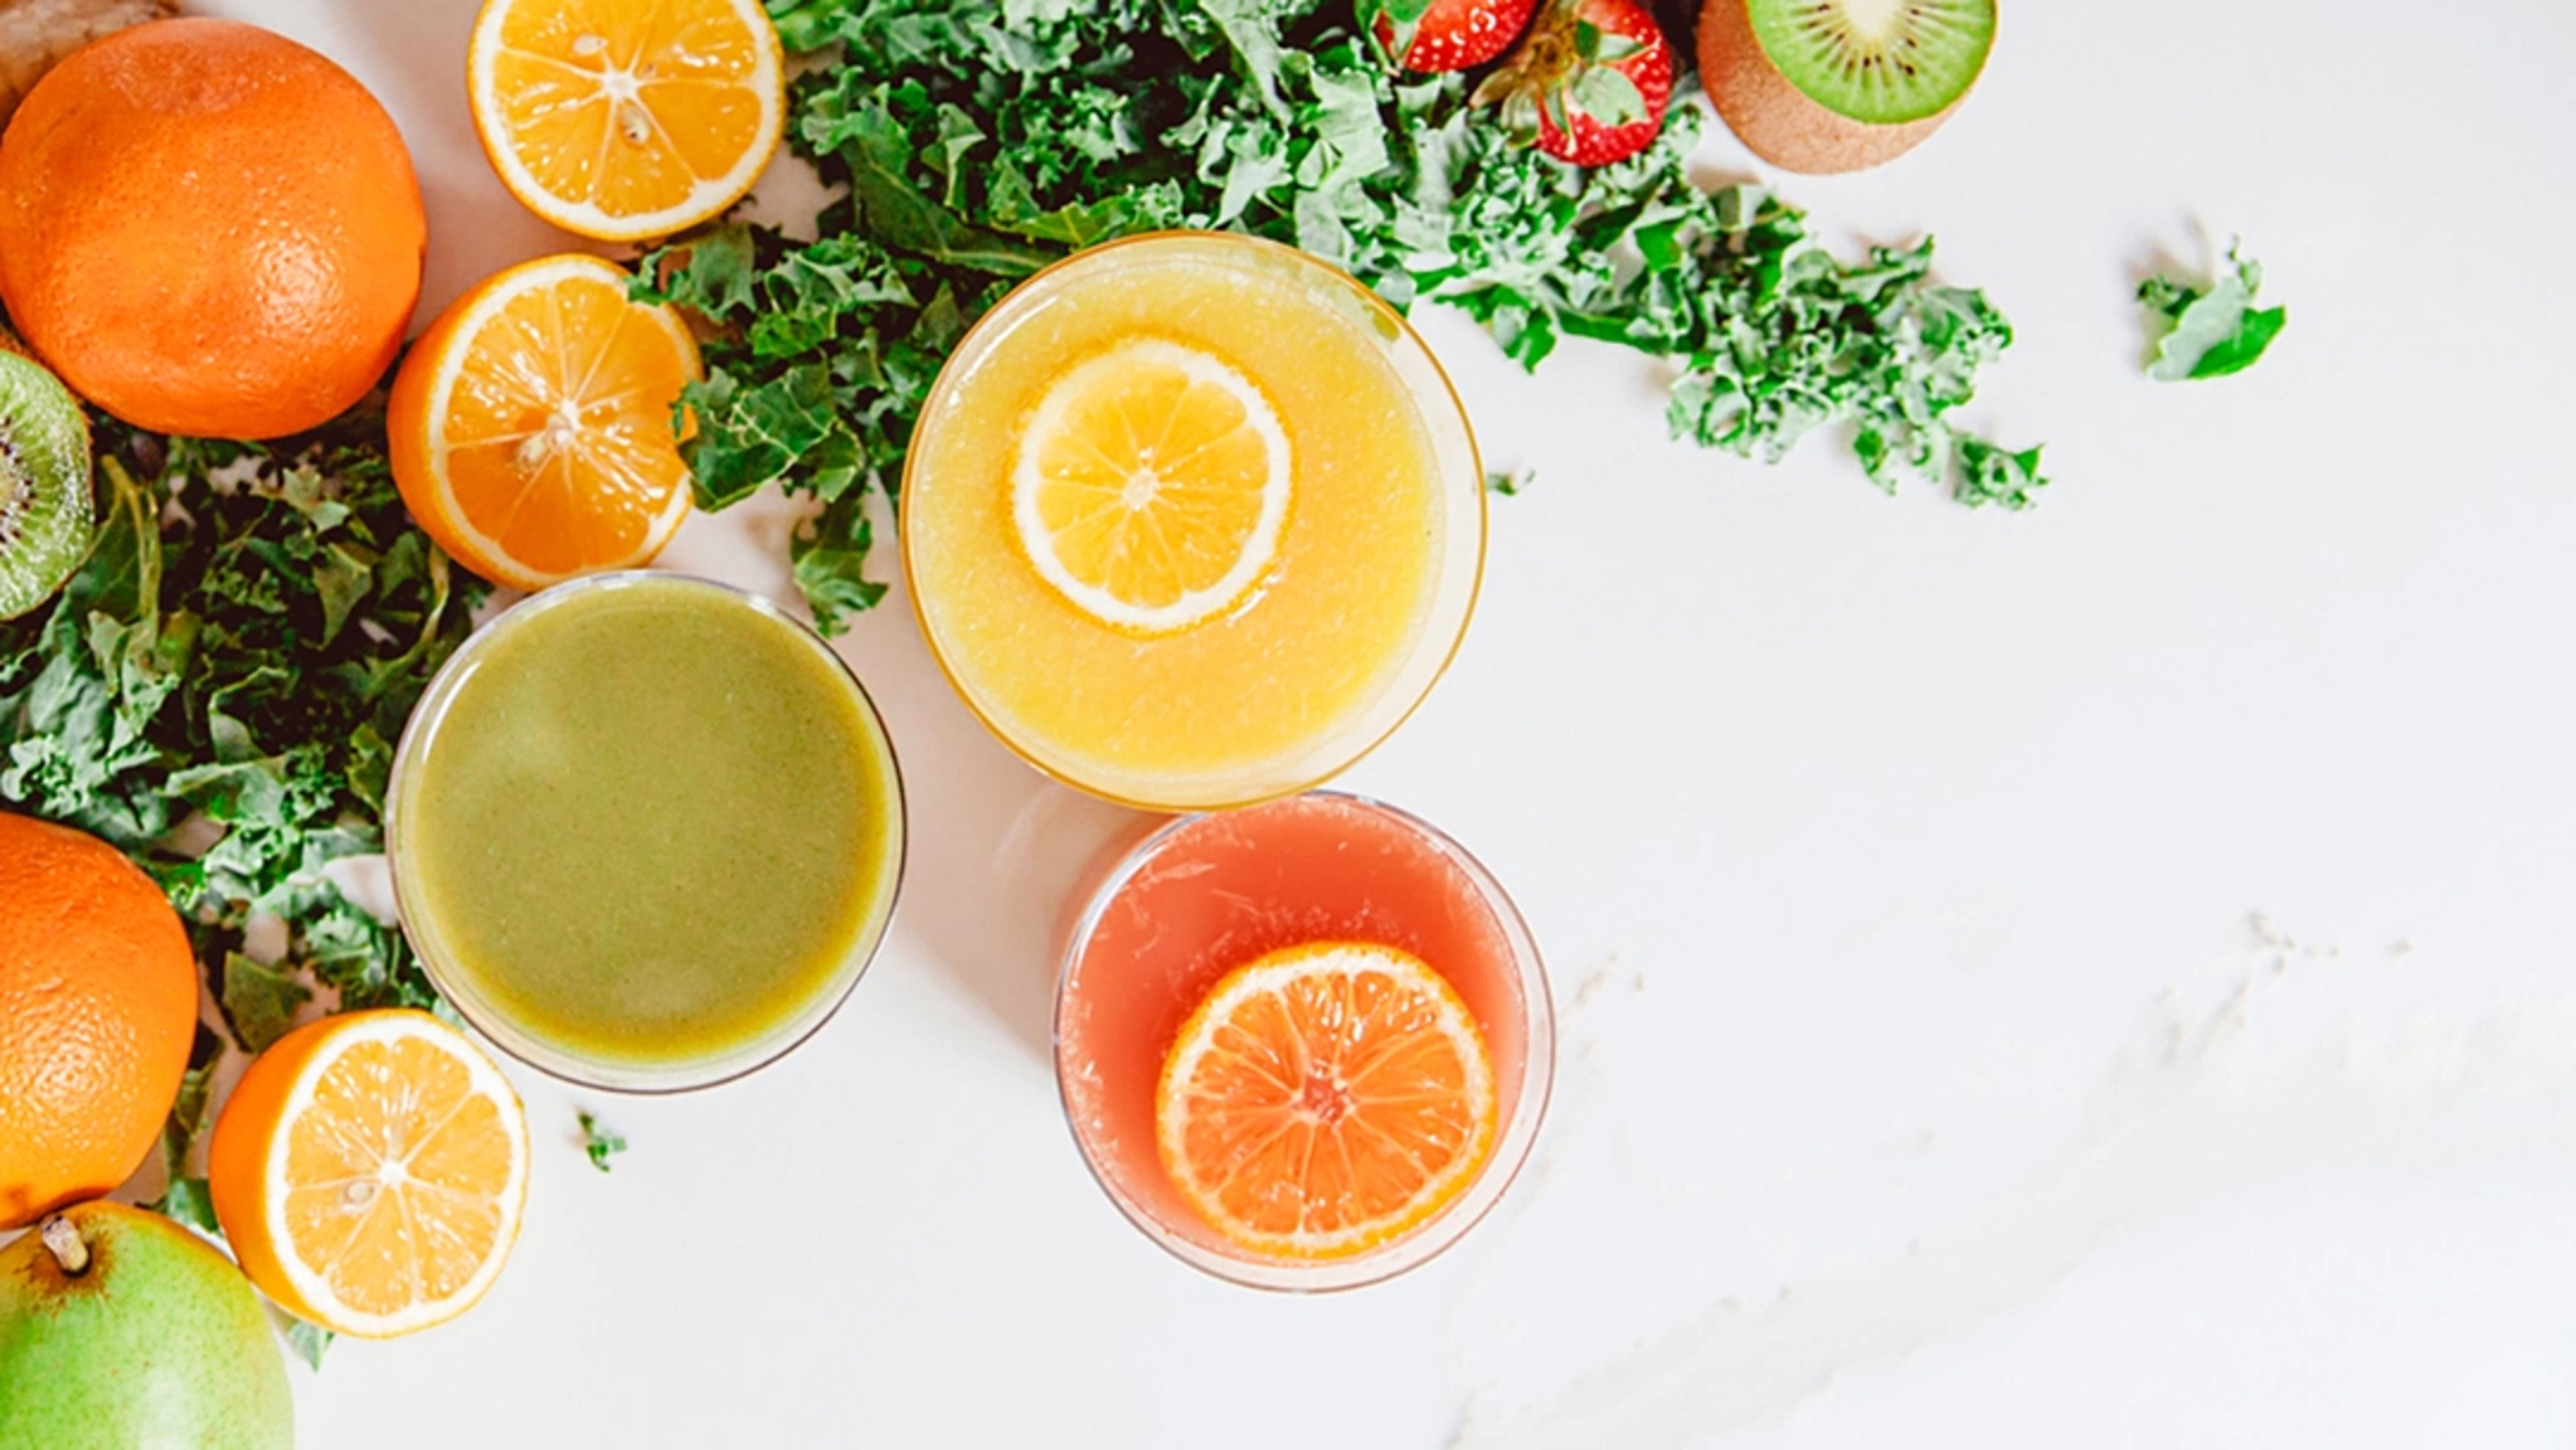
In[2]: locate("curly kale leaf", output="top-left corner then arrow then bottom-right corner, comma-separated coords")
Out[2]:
2141,241 -> 2287,381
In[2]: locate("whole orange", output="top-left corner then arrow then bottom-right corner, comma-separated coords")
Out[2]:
0,811 -> 199,1230
0,17 -> 425,440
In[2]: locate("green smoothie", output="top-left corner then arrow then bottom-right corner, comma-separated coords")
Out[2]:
389,574 -> 902,1088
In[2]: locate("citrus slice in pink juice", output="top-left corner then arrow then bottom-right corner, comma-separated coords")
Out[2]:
1156,940 -> 1499,1262
1055,793 -> 1552,1288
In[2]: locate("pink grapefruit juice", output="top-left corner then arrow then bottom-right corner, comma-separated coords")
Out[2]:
1055,792 -> 1552,1286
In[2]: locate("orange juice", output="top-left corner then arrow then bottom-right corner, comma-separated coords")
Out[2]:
904,233 -> 1483,810
1055,793 -> 1552,1289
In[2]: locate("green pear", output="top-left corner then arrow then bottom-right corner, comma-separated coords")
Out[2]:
0,1202 -> 292,1449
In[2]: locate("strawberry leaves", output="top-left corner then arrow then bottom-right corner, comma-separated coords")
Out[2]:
1568,24 -> 1649,125
1473,0 -> 1672,166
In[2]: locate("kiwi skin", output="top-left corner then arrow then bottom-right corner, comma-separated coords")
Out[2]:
1699,0 -> 1982,175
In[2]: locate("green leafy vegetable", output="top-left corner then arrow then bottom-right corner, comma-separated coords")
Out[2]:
1953,438 -> 2047,511
219,952 -> 311,1056
2140,242 -> 2286,380
156,1177 -> 221,1237
143,1025 -> 224,1234
641,0 -> 2042,628
0,409 -> 484,1184
578,1111 -> 628,1173
284,1320 -> 335,1372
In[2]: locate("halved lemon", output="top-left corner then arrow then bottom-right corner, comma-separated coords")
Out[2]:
1157,941 -> 1497,1260
468,0 -> 786,243
1012,338 -> 1293,635
207,1009 -> 530,1339
388,253 -> 702,591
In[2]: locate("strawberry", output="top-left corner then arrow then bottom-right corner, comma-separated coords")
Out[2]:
1364,0 -> 1541,73
1471,0 -> 1673,167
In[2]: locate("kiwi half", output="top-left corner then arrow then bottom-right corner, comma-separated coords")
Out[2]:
0,347 -> 95,620
1700,0 -> 1994,174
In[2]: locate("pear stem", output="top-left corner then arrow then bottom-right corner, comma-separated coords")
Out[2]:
38,1215 -> 89,1276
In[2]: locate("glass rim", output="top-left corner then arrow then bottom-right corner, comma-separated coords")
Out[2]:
382,569 -> 909,1096
1049,789 -> 1555,1292
900,228 -> 1489,814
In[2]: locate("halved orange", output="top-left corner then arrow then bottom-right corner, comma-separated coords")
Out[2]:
1012,338 -> 1293,635
207,1009 -> 530,1339
1157,941 -> 1497,1260
468,0 -> 784,242
388,253 -> 702,591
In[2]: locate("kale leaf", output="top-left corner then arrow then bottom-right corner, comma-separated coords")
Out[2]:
2141,242 -> 2287,381
146,1024 -> 225,1235
578,1111 -> 629,1173
285,1321 -> 335,1372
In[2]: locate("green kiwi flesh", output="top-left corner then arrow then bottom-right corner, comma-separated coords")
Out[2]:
0,348 -> 95,620
1746,0 -> 1994,125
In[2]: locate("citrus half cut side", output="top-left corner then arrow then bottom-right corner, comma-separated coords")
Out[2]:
208,1009 -> 531,1339
468,0 -> 785,242
1011,338 -> 1293,635
1155,941 -> 1497,1261
388,253 -> 702,591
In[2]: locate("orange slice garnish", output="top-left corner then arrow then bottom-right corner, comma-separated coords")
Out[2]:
1156,941 -> 1497,1260
207,1009 -> 530,1339
467,0 -> 785,242
1012,338 -> 1293,634
387,253 -> 702,591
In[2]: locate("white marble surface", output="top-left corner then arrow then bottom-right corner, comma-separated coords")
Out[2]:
177,0 -> 2576,1444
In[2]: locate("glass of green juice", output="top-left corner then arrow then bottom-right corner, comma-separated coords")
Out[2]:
386,573 -> 906,1093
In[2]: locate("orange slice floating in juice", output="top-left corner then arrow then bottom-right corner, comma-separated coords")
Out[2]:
388,253 -> 702,591
207,1009 -> 530,1339
1012,338 -> 1293,635
467,0 -> 784,242
1156,941 -> 1496,1260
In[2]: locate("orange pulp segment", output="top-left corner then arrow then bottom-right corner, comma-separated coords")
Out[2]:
208,1009 -> 530,1339
468,0 -> 784,241
1156,940 -> 1497,1260
388,253 -> 702,591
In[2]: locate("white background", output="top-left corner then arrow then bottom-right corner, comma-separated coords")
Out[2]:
152,0 -> 2576,1443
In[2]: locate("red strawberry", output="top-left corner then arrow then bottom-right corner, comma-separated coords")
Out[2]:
1366,0 -> 1542,73
1472,0 -> 1674,167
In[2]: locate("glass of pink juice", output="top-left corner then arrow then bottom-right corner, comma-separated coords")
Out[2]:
1055,791 -> 1552,1290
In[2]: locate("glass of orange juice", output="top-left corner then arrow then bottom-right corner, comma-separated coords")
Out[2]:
1054,792 -> 1552,1290
903,232 -> 1485,811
